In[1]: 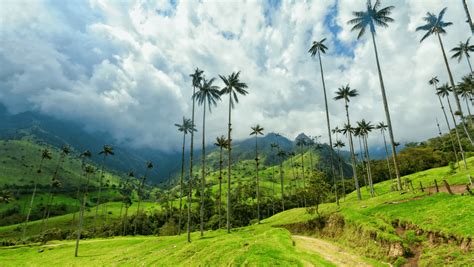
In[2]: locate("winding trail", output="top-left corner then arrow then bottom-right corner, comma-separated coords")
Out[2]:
293,235 -> 375,267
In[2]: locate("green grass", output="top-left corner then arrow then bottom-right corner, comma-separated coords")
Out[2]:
0,224 -> 336,266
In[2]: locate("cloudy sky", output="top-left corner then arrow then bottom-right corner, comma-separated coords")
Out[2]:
1,0 -> 472,152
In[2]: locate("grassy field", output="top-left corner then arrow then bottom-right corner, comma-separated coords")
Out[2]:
0,158 -> 472,265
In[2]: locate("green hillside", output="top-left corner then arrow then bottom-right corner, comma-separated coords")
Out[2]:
1,157 -> 472,266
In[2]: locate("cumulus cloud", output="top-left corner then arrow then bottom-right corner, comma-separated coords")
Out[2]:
0,0 -> 472,151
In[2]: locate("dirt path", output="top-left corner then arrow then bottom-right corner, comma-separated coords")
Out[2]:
292,235 -> 375,267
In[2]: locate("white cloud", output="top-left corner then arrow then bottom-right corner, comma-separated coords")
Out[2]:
0,0 -> 472,151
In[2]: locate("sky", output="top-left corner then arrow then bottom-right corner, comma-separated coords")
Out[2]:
0,0 -> 473,152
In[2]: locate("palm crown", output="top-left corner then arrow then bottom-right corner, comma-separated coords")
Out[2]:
308,38 -> 328,56
219,71 -> 248,109
357,119 -> 374,136
341,123 -> 355,135
451,37 -> 474,62
428,76 -> 439,86
416,7 -> 452,42
334,140 -> 345,148
375,122 -> 388,131
436,83 -> 452,98
175,117 -> 196,135
41,149 -> 52,160
250,124 -> 264,136
194,77 -> 221,112
99,145 -> 114,156
190,68 -> 204,88
334,85 -> 359,102
214,136 -> 228,149
80,150 -> 92,159
347,0 -> 394,39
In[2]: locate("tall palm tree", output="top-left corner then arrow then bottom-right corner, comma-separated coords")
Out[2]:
194,76 -> 221,236
0,190 -> 12,203
175,117 -> 196,235
250,124 -> 264,224
42,145 -> 70,231
219,71 -> 248,233
296,138 -> 307,207
71,150 -> 92,228
457,77 -> 474,126
74,164 -> 95,257
134,161 -> 153,235
357,120 -> 375,197
348,0 -> 402,191
437,83 -> 468,168
353,128 -> 368,189
23,148 -> 52,239
429,77 -> 460,165
333,140 -> 346,200
334,85 -> 362,200
451,37 -> 474,72
375,122 -> 395,181
309,37 -> 338,205
416,7 -> 474,146
461,0 -> 474,33
188,67 -> 204,243
214,135 -> 228,229
94,145 -> 114,226
276,149 -> 286,210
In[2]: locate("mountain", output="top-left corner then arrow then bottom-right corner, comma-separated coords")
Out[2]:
0,105 -> 352,184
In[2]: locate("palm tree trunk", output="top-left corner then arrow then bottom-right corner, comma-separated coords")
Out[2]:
94,154 -> 106,227
122,206 -> 129,236
317,51 -> 338,206
435,91 -> 460,165
71,161 -> 87,229
445,95 -> 468,168
464,97 -> 473,127
218,147 -> 223,229
336,148 -> 345,201
437,33 -> 474,146
300,150 -> 306,207
22,158 -> 44,239
75,171 -> 91,257
200,103 -> 206,236
363,135 -> 375,197
188,85 -> 197,242
41,154 -> 64,233
226,92 -> 232,234
279,161 -> 285,211
357,136 -> 368,189
466,56 -> 473,73
255,135 -> 260,224
370,32 -> 402,190
344,99 -> 361,200
462,0 -> 474,33
178,132 -> 186,235
381,130 -> 394,181
134,168 -> 150,235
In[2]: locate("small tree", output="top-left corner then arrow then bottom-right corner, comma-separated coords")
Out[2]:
307,171 -> 331,217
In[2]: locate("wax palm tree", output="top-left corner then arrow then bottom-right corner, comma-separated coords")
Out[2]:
122,171 -> 134,235
214,135 -> 228,229
94,145 -> 114,226
250,124 -> 264,223
451,37 -> 474,72
187,67 -> 204,242
353,127 -> 368,188
375,122 -> 396,180
437,83 -> 468,168
457,77 -> 474,126
22,148 -> 52,239
334,85 -> 361,200
276,149 -> 286,210
416,7 -> 474,146
333,140 -> 346,200
134,161 -> 153,235
71,150 -> 92,228
219,71 -> 248,233
296,137 -> 307,207
357,120 -> 375,197
348,0 -> 402,191
194,77 -> 221,236
309,37 -> 338,206
429,77 -> 460,165
74,164 -> 95,257
42,145 -> 70,231
462,0 -> 474,33
175,117 -> 195,235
